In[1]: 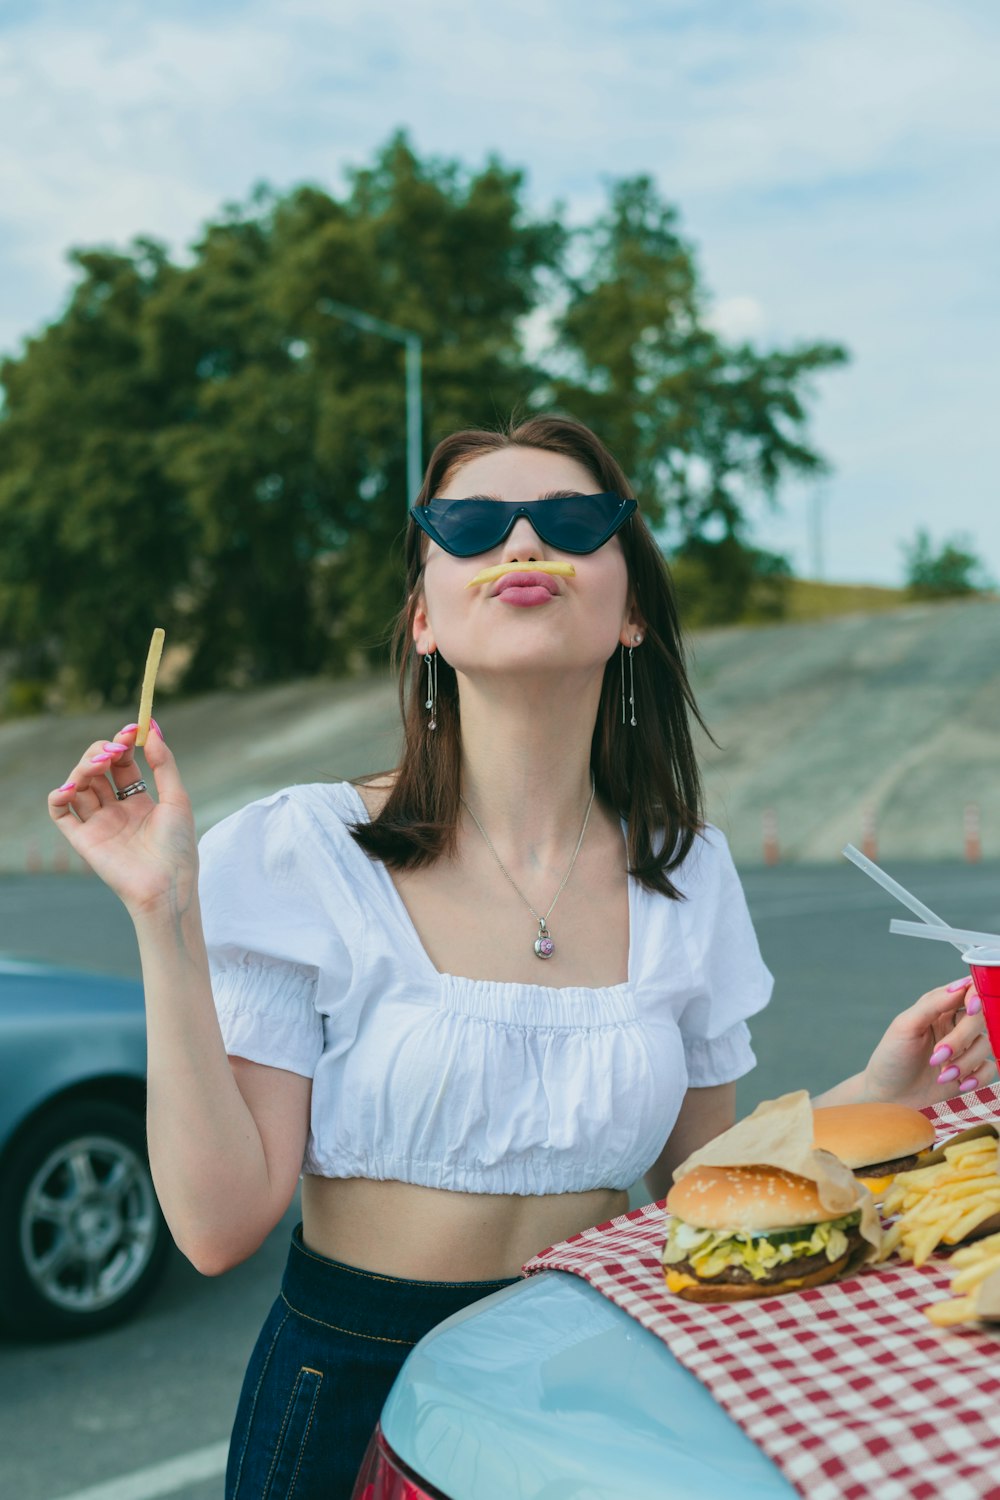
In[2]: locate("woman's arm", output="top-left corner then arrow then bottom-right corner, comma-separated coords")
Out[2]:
49,724 -> 310,1275
643,1082 -> 736,1200
136,899 -> 311,1275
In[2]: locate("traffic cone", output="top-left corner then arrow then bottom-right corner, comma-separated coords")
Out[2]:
964,803 -> 982,864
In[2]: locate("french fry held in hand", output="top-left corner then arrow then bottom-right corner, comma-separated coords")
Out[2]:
135,628 -> 165,747
465,560 -> 576,588
880,1133 -> 1000,1268
925,1230 -> 1000,1327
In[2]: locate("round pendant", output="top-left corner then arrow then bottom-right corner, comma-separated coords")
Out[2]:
534,934 -> 555,959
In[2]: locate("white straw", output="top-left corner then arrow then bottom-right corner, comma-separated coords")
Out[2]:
889,919 -> 1000,952
842,843 -> 950,928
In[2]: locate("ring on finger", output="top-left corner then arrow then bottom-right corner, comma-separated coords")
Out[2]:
115,779 -> 147,801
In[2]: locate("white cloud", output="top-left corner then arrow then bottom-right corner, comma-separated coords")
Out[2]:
705,295 -> 767,342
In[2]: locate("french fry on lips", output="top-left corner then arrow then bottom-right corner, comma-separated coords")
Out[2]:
880,1134 -> 1000,1269
465,560 -> 576,588
136,628 -> 165,747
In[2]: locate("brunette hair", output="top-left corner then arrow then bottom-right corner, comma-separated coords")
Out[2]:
349,414 -> 709,897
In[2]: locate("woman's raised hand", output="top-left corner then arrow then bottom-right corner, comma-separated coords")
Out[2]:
47,721 -> 198,919
859,977 -> 994,1109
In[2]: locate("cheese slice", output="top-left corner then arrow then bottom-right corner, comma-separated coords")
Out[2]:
665,1269 -> 700,1294
858,1173 -> 895,1196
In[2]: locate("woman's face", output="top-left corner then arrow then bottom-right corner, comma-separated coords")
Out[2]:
413,446 -> 641,679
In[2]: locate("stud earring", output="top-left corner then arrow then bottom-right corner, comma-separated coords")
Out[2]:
424,651 -> 438,730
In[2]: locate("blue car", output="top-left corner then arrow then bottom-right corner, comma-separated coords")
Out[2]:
0,958 -> 170,1339
352,1269 -> 793,1498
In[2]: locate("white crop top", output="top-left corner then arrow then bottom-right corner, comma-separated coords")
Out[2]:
198,781 -> 773,1195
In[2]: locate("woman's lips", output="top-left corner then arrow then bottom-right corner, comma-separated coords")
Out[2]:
490,571 -> 560,607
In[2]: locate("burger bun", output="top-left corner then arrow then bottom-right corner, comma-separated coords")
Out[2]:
812,1102 -> 935,1172
666,1165 -> 832,1233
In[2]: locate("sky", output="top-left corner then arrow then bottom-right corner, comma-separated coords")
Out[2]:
1,0 -> 997,586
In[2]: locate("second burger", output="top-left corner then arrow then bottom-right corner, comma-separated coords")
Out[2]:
812,1102 -> 936,1196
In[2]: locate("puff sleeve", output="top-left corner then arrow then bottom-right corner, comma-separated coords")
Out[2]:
198,790 -> 350,1078
674,824 -> 773,1087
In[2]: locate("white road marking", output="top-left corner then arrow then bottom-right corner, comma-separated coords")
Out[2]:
48,1441 -> 228,1500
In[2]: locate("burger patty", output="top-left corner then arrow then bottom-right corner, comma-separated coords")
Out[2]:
675,1226 -> 864,1286
855,1153 -> 924,1177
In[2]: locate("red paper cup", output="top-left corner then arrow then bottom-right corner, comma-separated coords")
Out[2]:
963,946 -> 1000,1069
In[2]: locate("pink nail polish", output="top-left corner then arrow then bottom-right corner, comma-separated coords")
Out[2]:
118,723 -> 139,733
89,753 -> 112,764
947,977 -> 972,993
966,994 -> 982,1015
929,1045 -> 952,1067
937,1065 -> 960,1083
58,781 -> 76,792
102,742 -> 127,753
959,1077 -> 979,1093
150,718 -> 162,737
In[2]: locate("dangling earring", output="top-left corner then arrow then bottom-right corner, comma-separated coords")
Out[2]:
621,635 -> 642,727
424,651 -> 438,730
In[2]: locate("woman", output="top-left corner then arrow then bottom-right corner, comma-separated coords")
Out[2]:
48,415 -> 992,1498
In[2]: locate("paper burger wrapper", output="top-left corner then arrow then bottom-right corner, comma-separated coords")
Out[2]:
974,1265 -> 1000,1322
673,1089 -> 882,1265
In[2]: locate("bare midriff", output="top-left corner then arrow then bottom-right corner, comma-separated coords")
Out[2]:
301,1174 -> 629,1281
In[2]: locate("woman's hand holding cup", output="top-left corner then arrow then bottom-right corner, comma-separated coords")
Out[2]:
860,976 -> 994,1109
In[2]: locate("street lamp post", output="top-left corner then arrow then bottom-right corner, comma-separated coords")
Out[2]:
317,298 -> 423,510
809,483 -> 826,581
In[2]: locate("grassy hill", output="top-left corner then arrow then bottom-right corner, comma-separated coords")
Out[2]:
783,578 -> 911,621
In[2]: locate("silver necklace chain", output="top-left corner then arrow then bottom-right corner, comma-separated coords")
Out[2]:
460,776 -> 596,960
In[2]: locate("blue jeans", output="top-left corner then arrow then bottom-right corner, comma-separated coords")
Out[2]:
226,1225 -> 519,1499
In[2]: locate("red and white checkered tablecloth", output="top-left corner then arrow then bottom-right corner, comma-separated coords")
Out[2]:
523,1085 -> 1000,1500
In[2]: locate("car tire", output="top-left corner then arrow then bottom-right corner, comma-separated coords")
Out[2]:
0,1097 -> 171,1339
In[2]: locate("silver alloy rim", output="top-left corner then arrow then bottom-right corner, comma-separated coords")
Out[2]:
20,1132 -> 159,1314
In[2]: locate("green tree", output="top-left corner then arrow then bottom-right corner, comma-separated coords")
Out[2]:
0,240 -> 194,704
0,138 -> 847,711
902,529 -> 990,599
671,537 -> 793,626
0,136 -> 564,703
546,176 -> 847,614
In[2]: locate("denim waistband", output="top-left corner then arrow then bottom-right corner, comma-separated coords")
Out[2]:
280,1225 -> 521,1345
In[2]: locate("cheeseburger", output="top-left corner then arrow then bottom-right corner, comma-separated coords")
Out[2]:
812,1103 -> 936,1195
663,1164 -> 866,1302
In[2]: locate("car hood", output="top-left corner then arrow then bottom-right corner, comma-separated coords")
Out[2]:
381,1272 -> 792,1499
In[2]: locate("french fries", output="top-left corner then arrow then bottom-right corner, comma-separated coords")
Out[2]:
465,561 -> 576,588
136,627 -> 165,747
924,1231 -> 1000,1327
880,1135 -> 1000,1269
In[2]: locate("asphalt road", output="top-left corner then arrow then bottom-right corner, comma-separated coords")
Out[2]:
1,860 -> 998,1499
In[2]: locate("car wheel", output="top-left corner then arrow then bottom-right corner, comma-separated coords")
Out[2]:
0,1097 -> 171,1339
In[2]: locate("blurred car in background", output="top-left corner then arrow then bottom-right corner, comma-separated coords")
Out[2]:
351,1271 -> 792,1499
0,957 -> 169,1339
